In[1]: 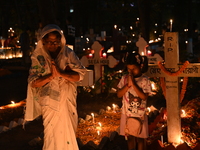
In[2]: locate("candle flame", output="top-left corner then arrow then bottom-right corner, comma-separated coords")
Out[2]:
97,130 -> 100,136
147,107 -> 151,112
181,109 -> 186,117
151,82 -> 157,91
98,122 -> 102,127
11,101 -> 15,104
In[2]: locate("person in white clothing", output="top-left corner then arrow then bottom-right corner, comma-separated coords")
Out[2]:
24,24 -> 86,150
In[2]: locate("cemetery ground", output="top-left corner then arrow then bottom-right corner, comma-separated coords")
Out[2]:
1,61 -> 200,150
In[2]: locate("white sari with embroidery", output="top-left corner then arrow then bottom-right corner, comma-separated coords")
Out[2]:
24,24 -> 86,150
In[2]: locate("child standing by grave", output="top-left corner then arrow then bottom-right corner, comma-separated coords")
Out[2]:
117,52 -> 151,150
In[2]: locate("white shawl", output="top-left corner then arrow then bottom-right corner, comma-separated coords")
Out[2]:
24,24 -> 86,122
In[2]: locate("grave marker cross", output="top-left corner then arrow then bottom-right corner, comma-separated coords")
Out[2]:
81,41 -> 118,93
145,32 -> 200,144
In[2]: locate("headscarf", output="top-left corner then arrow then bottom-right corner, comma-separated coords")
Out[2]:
37,24 -> 66,49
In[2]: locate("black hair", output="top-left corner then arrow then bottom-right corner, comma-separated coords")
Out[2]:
43,31 -> 61,40
123,52 -> 148,73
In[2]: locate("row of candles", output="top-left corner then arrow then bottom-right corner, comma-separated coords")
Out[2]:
0,47 -> 23,59
0,101 -> 23,109
88,52 -> 107,58
90,104 -> 118,136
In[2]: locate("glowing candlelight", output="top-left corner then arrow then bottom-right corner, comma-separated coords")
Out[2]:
161,135 -> 163,144
141,52 -> 144,56
96,122 -> 102,131
114,25 -> 117,29
112,104 -> 116,112
181,109 -> 186,118
88,53 -> 93,58
7,101 -> 20,107
147,107 -> 151,112
170,19 -> 173,32
147,50 -> 152,56
97,130 -> 100,136
102,52 -> 107,58
151,82 -> 157,91
91,113 -> 95,123
106,106 -> 111,112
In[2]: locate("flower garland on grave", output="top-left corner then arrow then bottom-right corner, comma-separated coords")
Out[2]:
157,61 -> 190,102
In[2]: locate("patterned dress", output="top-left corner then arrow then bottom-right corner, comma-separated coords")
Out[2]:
117,74 -> 152,138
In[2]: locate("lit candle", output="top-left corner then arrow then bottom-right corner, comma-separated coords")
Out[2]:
97,130 -> 100,136
170,19 -> 173,32
98,122 -> 102,128
147,50 -> 152,56
96,122 -> 102,130
151,82 -> 157,91
7,101 -> 20,107
88,53 -> 93,58
147,107 -> 151,113
91,113 -> 95,123
181,109 -> 186,118
102,52 -> 107,58
106,106 -> 111,112
112,104 -> 116,112
161,135 -> 163,144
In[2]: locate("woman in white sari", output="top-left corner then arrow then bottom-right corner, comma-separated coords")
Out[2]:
24,24 -> 86,150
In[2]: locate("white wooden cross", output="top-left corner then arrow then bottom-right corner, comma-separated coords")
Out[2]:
80,41 -> 119,93
136,35 -> 148,55
145,32 -> 200,144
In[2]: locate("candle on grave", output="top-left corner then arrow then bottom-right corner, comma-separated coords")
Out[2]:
170,19 -> 173,32
7,101 -> 20,108
102,52 -> 107,58
91,113 -> 95,123
181,109 -> 186,118
97,130 -> 101,137
146,107 -> 151,115
88,53 -> 93,58
147,50 -> 152,56
151,82 -> 157,91
96,122 -> 102,131
112,104 -> 116,112
161,135 -> 163,144
106,106 -> 111,112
